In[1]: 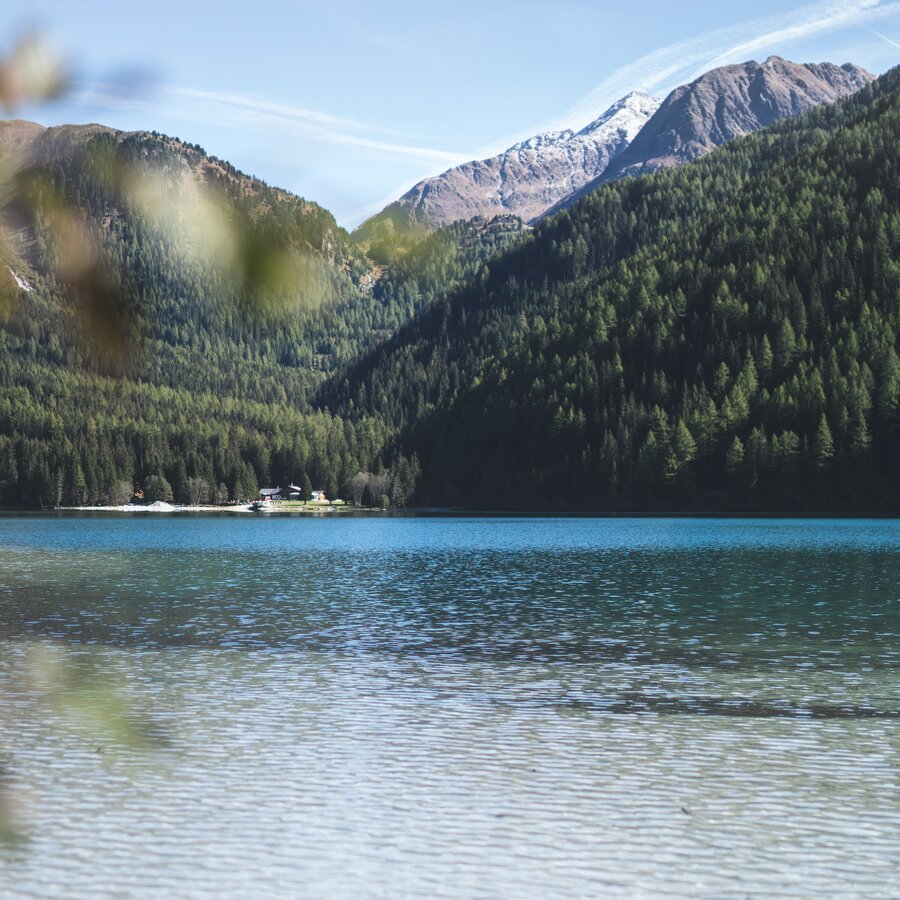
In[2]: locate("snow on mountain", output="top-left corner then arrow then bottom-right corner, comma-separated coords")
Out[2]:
358,57 -> 874,236
547,57 -> 875,216
359,91 -> 661,231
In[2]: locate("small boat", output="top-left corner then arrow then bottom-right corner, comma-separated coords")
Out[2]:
250,498 -> 275,512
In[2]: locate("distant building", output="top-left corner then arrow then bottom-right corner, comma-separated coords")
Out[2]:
260,486 -> 326,502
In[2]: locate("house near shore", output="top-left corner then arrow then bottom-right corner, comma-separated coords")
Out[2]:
259,487 -> 281,501
259,485 -> 310,501
311,490 -> 327,502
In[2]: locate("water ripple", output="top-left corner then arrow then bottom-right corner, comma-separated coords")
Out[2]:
0,516 -> 898,897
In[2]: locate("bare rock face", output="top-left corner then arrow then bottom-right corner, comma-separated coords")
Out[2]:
0,119 -> 46,152
361,57 -> 873,236
549,57 -> 874,214
360,91 -> 661,233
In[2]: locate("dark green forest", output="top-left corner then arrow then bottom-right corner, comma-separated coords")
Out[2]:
325,67 -> 900,511
0,67 -> 898,510
0,124 -> 522,507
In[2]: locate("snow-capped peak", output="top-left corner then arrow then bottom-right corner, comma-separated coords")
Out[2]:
503,91 -> 661,157
575,91 -> 662,141
388,89 -> 663,228
507,129 -> 576,153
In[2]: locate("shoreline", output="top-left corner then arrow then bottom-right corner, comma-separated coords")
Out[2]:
8,507 -> 900,519
58,502 -> 374,514
67,503 -> 254,513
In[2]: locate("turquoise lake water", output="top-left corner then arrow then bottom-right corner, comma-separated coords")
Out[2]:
0,515 -> 898,896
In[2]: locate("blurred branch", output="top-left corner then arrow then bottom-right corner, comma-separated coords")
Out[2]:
0,31 -> 179,847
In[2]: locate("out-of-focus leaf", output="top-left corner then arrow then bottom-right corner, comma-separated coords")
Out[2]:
2,124 -> 342,369
0,641 -> 168,846
125,159 -> 338,314
0,769 -> 28,847
0,33 -> 68,113
11,168 -> 141,374
25,642 -> 169,750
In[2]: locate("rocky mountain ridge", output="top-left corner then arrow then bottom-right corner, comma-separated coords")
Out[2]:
357,91 -> 661,235
361,56 -> 874,233
547,56 -> 874,214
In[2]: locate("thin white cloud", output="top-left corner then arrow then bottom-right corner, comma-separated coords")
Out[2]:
170,86 -> 380,133
71,81 -> 472,169
168,86 -> 436,143
539,0 -> 900,135
868,26 -> 900,49
65,0 -> 900,227
350,0 -> 900,224
316,132 -> 468,167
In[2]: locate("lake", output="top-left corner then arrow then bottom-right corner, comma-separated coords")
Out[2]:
0,515 -> 898,897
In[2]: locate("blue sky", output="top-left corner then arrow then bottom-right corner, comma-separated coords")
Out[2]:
2,0 -> 899,227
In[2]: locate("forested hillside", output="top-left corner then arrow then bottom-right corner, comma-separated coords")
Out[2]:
1,68 -> 898,511
0,123 -> 521,506
324,68 -> 900,511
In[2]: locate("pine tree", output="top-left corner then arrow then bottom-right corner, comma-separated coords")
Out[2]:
814,415 -> 835,469
725,437 -> 745,475
144,474 -> 174,503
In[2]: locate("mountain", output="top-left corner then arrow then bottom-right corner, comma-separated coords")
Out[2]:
0,119 -> 405,402
0,118 -> 524,507
356,91 -> 661,236
548,56 -> 874,214
322,68 -> 900,512
0,118 -> 368,279
361,56 -> 874,235
1,64 -> 897,513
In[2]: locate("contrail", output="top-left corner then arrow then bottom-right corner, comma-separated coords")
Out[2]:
70,82 -> 472,170
868,26 -> 900,49
698,0 -> 890,73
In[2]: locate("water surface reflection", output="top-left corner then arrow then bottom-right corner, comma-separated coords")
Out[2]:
0,516 -> 898,896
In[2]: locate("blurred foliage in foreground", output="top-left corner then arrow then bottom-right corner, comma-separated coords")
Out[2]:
0,29 -> 522,845
0,32 -> 67,114
0,34 -> 524,508
1,640 -> 168,844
